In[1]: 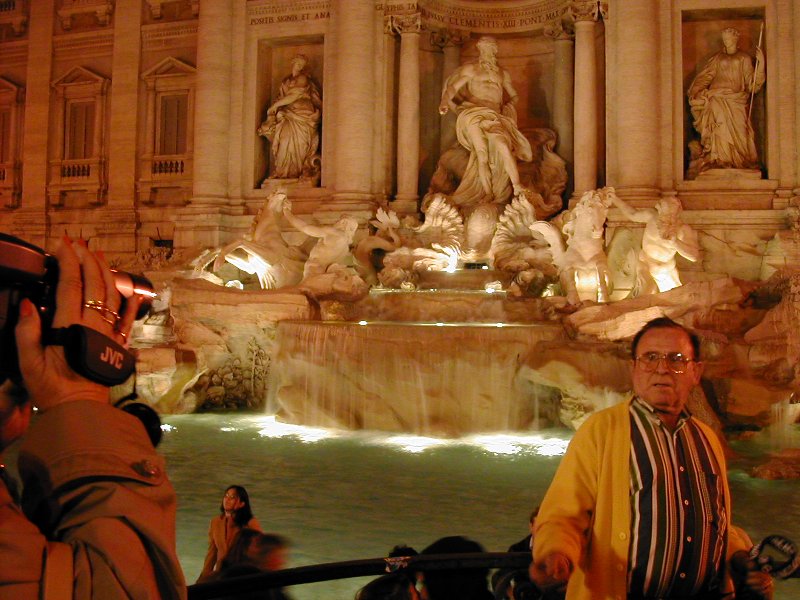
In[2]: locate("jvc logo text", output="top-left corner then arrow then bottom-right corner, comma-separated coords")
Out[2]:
100,346 -> 124,369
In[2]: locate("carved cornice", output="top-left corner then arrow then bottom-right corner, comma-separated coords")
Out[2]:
145,0 -> 199,20
419,0 -> 570,34
57,0 -> 114,30
0,40 -> 29,68
387,12 -> 421,36
247,0 -> 330,26
54,29 -> 114,61
543,17 -> 574,41
569,0 -> 601,22
141,21 -> 198,51
429,27 -> 470,49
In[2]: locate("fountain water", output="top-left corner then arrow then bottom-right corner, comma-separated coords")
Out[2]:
268,319 -> 564,436
769,395 -> 800,449
163,414 -> 800,600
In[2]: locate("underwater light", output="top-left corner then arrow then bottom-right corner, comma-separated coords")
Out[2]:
384,435 -> 450,453
358,320 -> 368,326
256,416 -> 337,443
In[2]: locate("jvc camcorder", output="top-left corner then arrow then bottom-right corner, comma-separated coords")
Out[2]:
0,232 -> 154,387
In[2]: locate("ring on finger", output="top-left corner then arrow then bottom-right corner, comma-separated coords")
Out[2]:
84,299 -> 120,326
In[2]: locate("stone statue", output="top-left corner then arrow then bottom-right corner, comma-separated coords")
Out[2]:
281,201 -> 358,281
353,196 -> 464,289
438,36 -> 533,206
491,194 -> 558,297
193,190 -> 306,289
687,27 -> 765,178
531,188 -> 614,305
258,54 -> 322,183
609,195 -> 700,295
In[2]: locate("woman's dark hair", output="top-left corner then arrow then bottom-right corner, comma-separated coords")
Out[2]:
421,536 -> 490,600
356,573 -> 415,600
219,485 -> 254,527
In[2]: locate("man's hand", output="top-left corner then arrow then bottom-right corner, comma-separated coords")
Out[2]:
529,552 -> 572,592
731,550 -> 775,599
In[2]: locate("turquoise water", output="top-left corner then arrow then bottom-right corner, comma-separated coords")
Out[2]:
162,414 -> 800,599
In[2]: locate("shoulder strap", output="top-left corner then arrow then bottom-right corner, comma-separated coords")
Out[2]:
42,541 -> 73,600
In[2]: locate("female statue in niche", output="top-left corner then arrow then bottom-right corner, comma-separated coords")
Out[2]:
687,27 -> 765,178
258,54 -> 322,183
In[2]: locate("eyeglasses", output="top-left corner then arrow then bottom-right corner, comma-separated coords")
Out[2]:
224,493 -> 239,500
635,351 -> 696,374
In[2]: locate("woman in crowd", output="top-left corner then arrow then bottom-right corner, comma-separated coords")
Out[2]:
198,485 -> 262,581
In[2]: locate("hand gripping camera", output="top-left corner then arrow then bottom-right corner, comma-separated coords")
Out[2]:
0,233 -> 163,445
0,232 -> 154,386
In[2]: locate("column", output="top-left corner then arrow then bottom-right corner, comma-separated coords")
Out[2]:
100,0 -> 140,255
175,0 -> 240,249
330,0 -> 375,202
17,0 -> 56,247
612,0 -> 660,202
571,0 -> 601,199
390,13 -> 421,213
544,19 -> 575,187
432,29 -> 468,154
191,0 -> 232,204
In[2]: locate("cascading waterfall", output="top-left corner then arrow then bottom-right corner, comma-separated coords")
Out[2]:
266,320 -> 564,436
769,394 -> 800,448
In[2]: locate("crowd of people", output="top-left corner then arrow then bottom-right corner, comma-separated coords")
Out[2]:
0,238 -> 778,599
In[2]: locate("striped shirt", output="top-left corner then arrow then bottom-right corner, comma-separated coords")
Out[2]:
628,397 -> 727,598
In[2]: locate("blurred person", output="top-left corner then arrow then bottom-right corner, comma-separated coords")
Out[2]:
0,237 -> 186,598
205,530 -> 291,599
198,484 -> 262,581
493,507 -> 554,600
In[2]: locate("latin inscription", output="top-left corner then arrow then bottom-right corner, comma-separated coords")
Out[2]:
250,11 -> 330,26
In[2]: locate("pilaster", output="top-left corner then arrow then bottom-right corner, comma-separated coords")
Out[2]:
570,0 -> 602,201
387,12 -> 421,214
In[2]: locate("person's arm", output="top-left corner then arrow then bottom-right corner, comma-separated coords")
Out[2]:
13,239 -> 187,599
751,47 -> 766,91
19,401 -> 186,599
687,55 -> 717,102
530,411 -> 609,592
674,225 -> 701,262
609,193 -> 651,224
248,517 -> 263,532
282,207 -> 325,238
267,83 -> 307,115
198,520 -> 219,582
0,474 -> 45,595
439,66 -> 469,114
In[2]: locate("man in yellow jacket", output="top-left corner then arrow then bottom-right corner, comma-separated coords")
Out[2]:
530,317 -> 773,600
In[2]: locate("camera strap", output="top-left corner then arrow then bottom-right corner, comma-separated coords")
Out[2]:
43,325 -> 135,387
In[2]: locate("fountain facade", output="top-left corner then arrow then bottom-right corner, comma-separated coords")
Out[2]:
0,2 -> 798,445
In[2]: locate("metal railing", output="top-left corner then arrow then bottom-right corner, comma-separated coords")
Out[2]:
188,551 -> 532,600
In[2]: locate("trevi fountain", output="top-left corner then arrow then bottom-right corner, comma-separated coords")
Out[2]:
1,0 -> 799,596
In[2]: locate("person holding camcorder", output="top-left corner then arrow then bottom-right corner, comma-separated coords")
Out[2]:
0,236 -> 186,599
